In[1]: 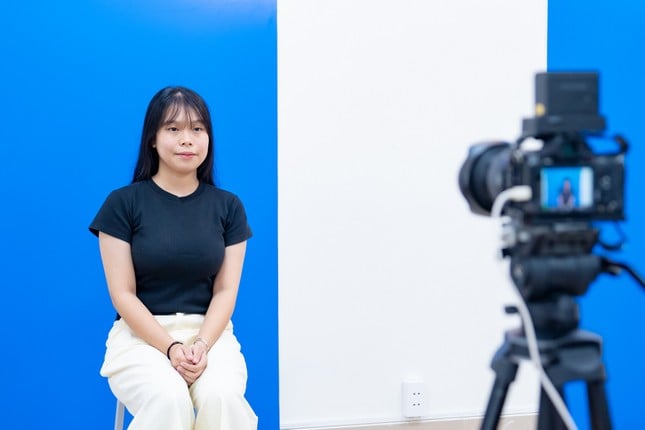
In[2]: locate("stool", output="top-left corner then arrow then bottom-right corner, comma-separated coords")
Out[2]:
114,399 -> 125,430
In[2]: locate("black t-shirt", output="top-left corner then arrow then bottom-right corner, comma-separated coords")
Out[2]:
89,180 -> 252,315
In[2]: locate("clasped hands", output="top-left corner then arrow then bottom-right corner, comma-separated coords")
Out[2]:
168,341 -> 208,386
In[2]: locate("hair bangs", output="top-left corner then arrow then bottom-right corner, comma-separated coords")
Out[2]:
160,96 -> 205,127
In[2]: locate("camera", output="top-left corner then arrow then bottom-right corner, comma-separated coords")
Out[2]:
465,72 -> 645,430
458,71 -> 630,324
459,72 -> 626,223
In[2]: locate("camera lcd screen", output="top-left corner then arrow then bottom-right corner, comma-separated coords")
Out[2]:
540,166 -> 593,211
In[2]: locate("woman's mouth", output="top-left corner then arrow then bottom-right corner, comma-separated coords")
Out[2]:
177,152 -> 197,159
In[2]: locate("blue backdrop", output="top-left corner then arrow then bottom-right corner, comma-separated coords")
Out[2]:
0,1 -> 278,429
549,1 -> 645,428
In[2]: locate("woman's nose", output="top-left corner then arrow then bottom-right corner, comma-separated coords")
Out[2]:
180,134 -> 193,146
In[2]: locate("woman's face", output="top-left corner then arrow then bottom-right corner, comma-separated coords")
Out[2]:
563,180 -> 571,191
154,107 -> 209,178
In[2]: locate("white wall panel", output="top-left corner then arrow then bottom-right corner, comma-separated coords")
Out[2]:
278,1 -> 547,427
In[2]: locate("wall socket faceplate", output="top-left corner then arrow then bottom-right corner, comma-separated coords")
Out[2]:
402,381 -> 427,418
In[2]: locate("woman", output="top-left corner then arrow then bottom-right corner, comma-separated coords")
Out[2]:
557,177 -> 576,209
89,87 -> 257,430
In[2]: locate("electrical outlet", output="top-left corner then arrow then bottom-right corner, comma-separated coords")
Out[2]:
402,381 -> 427,418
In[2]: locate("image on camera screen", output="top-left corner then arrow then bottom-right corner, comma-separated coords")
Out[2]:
540,166 -> 593,211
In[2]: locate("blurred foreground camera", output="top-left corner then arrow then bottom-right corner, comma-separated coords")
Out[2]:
461,72 -> 645,430
459,72 -> 626,223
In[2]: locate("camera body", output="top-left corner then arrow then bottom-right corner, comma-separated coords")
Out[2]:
459,72 -> 627,224
504,134 -> 625,222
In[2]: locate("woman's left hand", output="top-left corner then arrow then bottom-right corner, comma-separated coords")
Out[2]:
176,342 -> 208,385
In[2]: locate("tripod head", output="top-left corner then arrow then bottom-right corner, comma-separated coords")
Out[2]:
501,220 -> 645,337
500,222 -> 599,336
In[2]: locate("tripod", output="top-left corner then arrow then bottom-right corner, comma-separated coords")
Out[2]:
477,223 -> 645,430
480,318 -> 612,430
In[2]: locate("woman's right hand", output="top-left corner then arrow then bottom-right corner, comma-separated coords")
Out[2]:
170,344 -> 206,386
168,343 -> 190,370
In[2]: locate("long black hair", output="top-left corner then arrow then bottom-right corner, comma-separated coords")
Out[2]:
132,86 -> 215,185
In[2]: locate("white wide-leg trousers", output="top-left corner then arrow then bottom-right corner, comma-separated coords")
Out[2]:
100,314 -> 258,430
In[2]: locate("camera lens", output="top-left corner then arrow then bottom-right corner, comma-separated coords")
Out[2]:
458,142 -> 512,216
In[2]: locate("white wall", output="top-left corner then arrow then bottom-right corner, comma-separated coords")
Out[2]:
278,1 -> 547,427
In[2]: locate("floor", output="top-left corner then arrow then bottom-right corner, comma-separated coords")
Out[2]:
303,414 -> 537,430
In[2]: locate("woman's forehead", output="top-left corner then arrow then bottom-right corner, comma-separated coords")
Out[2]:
162,103 -> 203,124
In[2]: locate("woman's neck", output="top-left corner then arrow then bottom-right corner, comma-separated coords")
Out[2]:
151,172 -> 199,197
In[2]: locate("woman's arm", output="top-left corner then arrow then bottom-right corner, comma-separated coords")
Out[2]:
98,231 -> 180,357
172,241 -> 248,384
199,241 -> 248,346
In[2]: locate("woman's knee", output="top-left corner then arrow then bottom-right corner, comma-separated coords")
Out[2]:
121,381 -> 195,430
116,376 -> 193,418
193,377 -> 246,408
148,383 -> 194,411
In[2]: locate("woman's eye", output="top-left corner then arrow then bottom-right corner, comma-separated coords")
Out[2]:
193,127 -> 203,132
168,127 -> 179,132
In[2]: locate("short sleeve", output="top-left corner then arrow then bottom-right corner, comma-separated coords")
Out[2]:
224,195 -> 253,246
88,189 -> 134,243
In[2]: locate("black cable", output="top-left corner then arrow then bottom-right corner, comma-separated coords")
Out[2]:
601,258 -> 645,289
597,222 -> 627,251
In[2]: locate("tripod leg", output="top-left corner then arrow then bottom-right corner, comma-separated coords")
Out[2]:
537,386 -> 568,430
480,358 -> 518,430
587,380 -> 612,430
